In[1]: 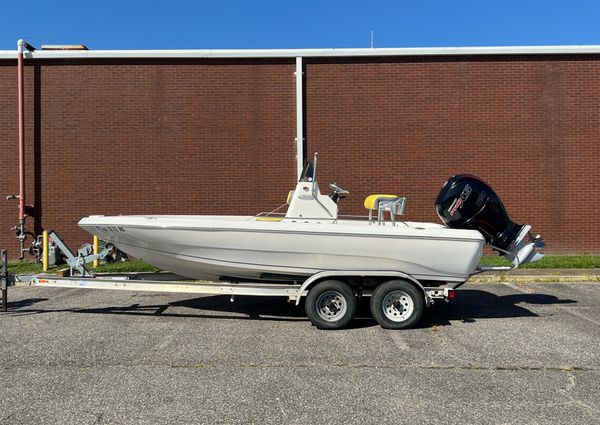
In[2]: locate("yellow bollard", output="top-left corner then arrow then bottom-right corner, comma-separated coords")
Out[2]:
42,230 -> 49,272
93,235 -> 99,268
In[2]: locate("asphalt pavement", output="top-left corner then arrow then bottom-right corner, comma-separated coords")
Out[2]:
1,281 -> 599,424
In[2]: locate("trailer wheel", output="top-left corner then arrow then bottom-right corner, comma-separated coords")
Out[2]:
370,280 -> 424,329
305,280 -> 356,330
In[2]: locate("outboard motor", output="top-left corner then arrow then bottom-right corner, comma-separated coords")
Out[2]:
435,174 -> 545,266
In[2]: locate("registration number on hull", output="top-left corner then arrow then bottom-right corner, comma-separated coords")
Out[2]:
96,226 -> 126,233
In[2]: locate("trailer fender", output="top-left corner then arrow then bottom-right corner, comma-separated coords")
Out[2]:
295,270 -> 426,306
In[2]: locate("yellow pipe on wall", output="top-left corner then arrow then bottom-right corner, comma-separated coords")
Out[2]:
93,235 -> 99,268
42,230 -> 49,272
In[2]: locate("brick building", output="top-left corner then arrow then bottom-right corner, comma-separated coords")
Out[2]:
0,45 -> 599,256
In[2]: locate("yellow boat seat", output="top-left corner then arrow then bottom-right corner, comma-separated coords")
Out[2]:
364,194 -> 399,210
364,194 -> 405,224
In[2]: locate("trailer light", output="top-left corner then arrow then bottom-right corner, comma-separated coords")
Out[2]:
448,289 -> 455,300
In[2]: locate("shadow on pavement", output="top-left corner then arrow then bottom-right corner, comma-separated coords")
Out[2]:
6,297 -> 48,310
419,289 -> 576,328
4,288 -> 576,329
7,295 -> 308,322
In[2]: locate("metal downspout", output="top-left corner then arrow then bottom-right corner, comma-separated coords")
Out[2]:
17,39 -> 26,258
295,57 -> 304,180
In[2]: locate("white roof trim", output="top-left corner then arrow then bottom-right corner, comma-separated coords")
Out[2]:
1,45 -> 600,60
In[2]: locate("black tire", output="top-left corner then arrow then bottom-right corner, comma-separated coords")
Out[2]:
305,280 -> 357,330
370,280 -> 424,329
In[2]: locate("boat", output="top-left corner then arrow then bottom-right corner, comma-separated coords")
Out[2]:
78,154 -> 544,284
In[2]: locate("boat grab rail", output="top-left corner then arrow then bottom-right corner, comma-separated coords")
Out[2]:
251,203 -> 289,219
253,211 -> 378,221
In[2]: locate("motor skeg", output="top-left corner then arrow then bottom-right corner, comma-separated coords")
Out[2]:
435,174 -> 524,251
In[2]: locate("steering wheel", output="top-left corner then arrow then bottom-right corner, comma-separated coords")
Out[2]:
329,182 -> 349,195
329,182 -> 349,203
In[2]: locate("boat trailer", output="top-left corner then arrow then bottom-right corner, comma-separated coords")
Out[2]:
0,249 -> 459,328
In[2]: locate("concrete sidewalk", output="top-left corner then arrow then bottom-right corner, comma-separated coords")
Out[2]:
490,268 -> 600,276
470,268 -> 600,283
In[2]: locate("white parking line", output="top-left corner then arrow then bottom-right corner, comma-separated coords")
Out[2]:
384,329 -> 410,350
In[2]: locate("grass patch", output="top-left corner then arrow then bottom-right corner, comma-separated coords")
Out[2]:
7,261 -> 46,275
8,259 -> 159,275
479,255 -> 600,269
92,260 -> 160,273
470,275 -> 600,284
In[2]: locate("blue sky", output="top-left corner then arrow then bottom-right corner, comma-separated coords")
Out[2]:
1,0 -> 600,50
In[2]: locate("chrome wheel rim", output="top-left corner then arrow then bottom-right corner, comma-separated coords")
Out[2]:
316,290 -> 347,322
382,290 -> 414,322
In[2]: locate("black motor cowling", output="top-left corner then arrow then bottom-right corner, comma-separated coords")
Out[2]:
435,174 -> 524,251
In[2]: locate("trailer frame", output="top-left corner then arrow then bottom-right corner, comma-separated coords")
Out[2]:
1,248 -> 460,328
26,271 -> 454,305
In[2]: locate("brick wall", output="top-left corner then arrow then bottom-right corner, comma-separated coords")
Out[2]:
0,59 -> 297,256
306,56 -> 600,253
0,54 -> 598,257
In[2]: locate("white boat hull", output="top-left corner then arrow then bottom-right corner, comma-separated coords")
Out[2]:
79,215 -> 485,283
